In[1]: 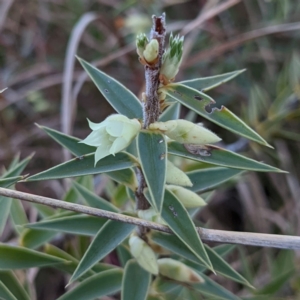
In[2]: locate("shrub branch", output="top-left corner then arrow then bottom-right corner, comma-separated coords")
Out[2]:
1,187 -> 299,250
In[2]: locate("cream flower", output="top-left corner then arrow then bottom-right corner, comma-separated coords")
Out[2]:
80,114 -> 141,165
149,119 -> 221,145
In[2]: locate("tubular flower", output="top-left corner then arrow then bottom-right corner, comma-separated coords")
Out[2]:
157,258 -> 204,283
143,39 -> 159,64
167,185 -> 206,208
129,234 -> 159,275
80,114 -> 141,165
166,160 -> 193,187
160,33 -> 184,84
149,119 -> 221,145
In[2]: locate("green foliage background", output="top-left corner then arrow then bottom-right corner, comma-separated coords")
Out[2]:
0,0 -> 300,299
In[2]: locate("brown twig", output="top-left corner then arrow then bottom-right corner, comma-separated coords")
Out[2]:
0,187 -> 299,250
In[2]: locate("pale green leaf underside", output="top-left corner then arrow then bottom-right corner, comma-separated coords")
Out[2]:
160,189 -> 213,271
26,152 -> 137,181
58,269 -> 123,300
168,142 -> 284,173
25,215 -> 106,236
137,131 -> 167,213
162,83 -> 271,147
122,259 -> 150,300
178,69 -> 246,92
69,220 -> 135,283
77,57 -> 143,119
151,232 -> 253,288
187,167 -> 243,192
0,243 -> 67,269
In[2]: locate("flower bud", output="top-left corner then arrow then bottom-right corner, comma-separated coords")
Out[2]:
136,33 -> 149,58
160,33 -> 184,84
143,39 -> 159,64
166,160 -> 193,187
129,235 -> 159,275
149,119 -> 221,145
80,114 -> 141,166
138,208 -> 167,225
167,185 -> 206,208
157,258 -> 204,283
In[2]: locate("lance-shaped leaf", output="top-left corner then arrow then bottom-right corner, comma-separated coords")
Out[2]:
168,142 -> 284,173
159,102 -> 181,122
25,215 -> 107,236
37,124 -> 96,156
137,131 -> 167,212
106,169 -> 137,190
187,167 -> 243,193
58,269 -> 123,300
77,57 -> 143,119
26,152 -> 137,181
122,259 -> 151,300
21,230 -> 58,249
193,274 -> 241,300
69,220 -> 135,283
178,69 -> 246,92
0,243 -> 68,269
159,189 -> 213,271
0,197 -> 11,236
2,154 -> 33,179
0,281 -> 18,300
0,176 -> 22,188
73,181 -> 119,212
161,83 -> 271,147
0,271 -> 30,300
151,232 -> 253,288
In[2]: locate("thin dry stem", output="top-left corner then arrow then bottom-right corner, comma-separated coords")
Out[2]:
0,187 -> 299,249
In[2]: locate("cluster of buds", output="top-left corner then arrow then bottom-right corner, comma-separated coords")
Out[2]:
129,235 -> 204,284
136,33 -> 159,66
159,33 -> 184,85
80,114 -> 141,165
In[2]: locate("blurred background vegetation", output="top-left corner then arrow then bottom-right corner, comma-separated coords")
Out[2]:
1,0 -> 300,299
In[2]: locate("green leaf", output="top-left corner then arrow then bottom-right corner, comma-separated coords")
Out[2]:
70,220 -> 135,283
2,154 -> 33,178
73,181 -> 119,212
21,230 -> 57,249
37,124 -> 96,156
122,259 -> 150,300
151,232 -> 252,288
0,176 -> 22,188
0,243 -> 67,269
26,152 -> 137,181
0,281 -> 18,300
187,167 -> 243,192
58,269 -> 123,300
162,83 -> 271,147
159,102 -> 181,122
10,199 -> 28,234
117,245 -> 132,267
168,142 -> 284,173
137,131 -> 167,212
77,57 -> 143,119
106,168 -> 137,190
178,70 -> 246,92
0,271 -> 30,300
0,197 -> 11,236
193,273 -> 241,300
159,189 -> 213,271
25,215 -> 106,236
